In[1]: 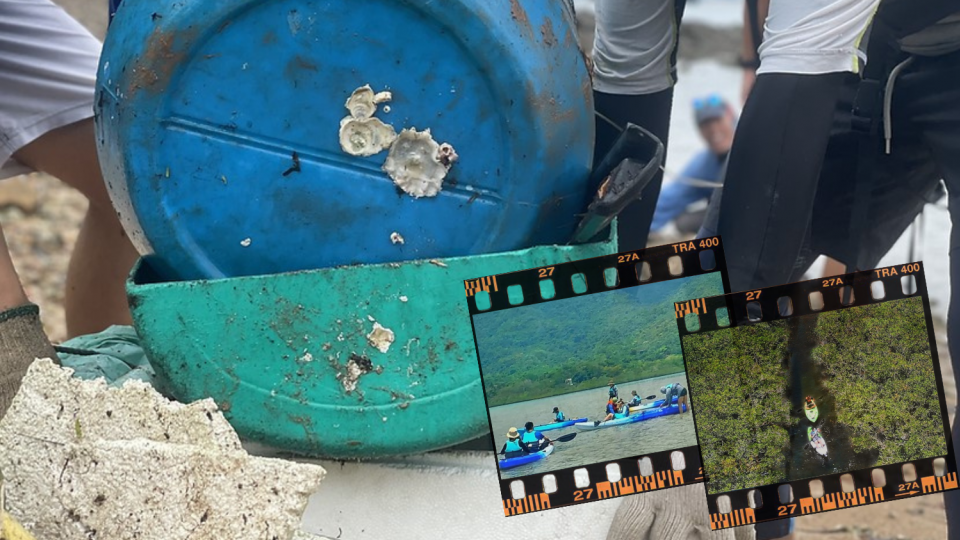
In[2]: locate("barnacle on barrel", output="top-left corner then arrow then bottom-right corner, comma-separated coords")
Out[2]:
344,85 -> 392,119
338,117 -> 398,157
382,128 -> 455,198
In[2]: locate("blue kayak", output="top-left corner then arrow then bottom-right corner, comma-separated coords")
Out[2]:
575,403 -> 687,431
533,418 -> 588,432
499,444 -> 554,470
629,395 -> 678,413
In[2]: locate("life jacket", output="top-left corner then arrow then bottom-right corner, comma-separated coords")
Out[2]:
521,430 -> 540,448
556,411 -> 565,421
606,402 -> 616,414
505,438 -> 523,453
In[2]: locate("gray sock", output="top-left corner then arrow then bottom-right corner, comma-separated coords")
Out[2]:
0,304 -> 57,419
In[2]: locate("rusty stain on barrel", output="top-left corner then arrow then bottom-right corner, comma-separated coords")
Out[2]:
127,27 -> 194,96
540,17 -> 557,47
510,0 -> 532,35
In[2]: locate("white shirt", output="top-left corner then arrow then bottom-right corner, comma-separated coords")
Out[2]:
758,0 -> 881,76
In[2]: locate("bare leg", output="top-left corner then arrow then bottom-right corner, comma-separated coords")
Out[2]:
0,228 -> 29,312
12,119 -> 139,338
821,257 -> 846,278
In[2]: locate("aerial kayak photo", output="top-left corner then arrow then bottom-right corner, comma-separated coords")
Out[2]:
683,295 -> 948,495
473,271 -> 724,479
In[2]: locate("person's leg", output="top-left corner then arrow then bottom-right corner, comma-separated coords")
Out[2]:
1,0 -> 138,339
0,228 -> 28,312
13,119 -> 138,338
592,0 -> 687,252
899,52 -> 960,540
716,72 -> 850,292
0,228 -> 56,419
820,258 -> 846,278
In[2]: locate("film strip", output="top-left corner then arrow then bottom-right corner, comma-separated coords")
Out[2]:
675,263 -> 958,530
465,237 -> 731,516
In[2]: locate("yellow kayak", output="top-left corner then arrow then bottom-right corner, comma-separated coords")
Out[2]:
804,399 -> 819,422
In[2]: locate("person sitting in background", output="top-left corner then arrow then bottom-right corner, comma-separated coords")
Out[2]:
520,422 -> 552,453
649,94 -> 736,242
498,427 -> 528,459
552,407 -> 565,422
628,390 -> 642,408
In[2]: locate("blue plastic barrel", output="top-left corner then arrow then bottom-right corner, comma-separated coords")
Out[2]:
95,0 -> 594,281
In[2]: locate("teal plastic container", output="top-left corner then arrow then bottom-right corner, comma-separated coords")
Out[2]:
127,228 -> 617,459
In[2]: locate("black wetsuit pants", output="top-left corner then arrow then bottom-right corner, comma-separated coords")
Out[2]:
701,50 -> 960,539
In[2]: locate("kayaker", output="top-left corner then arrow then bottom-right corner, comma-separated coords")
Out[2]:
553,407 -> 565,422
598,398 -> 619,424
520,421 -> 552,452
674,382 -> 689,414
628,391 -> 642,408
616,399 -> 631,418
608,381 -> 619,400
498,427 -> 528,459
612,400 -> 624,419
658,385 -> 675,408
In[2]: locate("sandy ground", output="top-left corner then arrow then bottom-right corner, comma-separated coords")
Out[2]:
2,2 -> 953,538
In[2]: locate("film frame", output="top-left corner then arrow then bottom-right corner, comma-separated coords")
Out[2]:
464,236 -> 731,516
675,262 -> 958,531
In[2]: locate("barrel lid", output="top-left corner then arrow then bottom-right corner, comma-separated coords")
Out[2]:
97,0 -> 594,281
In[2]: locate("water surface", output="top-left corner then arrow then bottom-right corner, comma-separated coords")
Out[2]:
489,373 -> 696,479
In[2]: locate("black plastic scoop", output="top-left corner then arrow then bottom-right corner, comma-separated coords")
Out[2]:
571,122 -> 665,245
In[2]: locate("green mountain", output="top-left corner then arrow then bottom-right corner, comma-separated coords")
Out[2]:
473,273 -> 724,406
